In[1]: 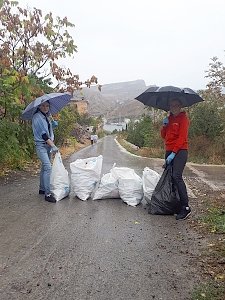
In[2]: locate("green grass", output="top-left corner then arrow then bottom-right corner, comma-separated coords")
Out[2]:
202,208 -> 225,234
192,282 -> 225,300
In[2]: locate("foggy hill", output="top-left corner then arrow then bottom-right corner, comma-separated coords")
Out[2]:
75,79 -> 153,119
101,79 -> 147,101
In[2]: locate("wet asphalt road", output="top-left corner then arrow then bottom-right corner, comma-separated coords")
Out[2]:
0,136 -> 218,300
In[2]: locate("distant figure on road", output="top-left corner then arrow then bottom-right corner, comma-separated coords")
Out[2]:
161,98 -> 191,220
93,134 -> 98,144
90,134 -> 94,145
32,101 -> 59,203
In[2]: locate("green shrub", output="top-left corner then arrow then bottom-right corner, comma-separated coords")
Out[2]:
54,106 -> 79,145
189,103 -> 224,140
127,116 -> 162,149
0,119 -> 32,168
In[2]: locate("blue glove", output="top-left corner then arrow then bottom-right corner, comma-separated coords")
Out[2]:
163,117 -> 169,125
166,152 -> 176,164
51,120 -> 58,129
51,145 -> 59,153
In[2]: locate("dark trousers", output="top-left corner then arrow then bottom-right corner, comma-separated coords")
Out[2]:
165,150 -> 189,207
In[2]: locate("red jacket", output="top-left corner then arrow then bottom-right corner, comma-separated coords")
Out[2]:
161,111 -> 189,153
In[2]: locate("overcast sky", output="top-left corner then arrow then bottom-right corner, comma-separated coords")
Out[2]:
18,0 -> 225,90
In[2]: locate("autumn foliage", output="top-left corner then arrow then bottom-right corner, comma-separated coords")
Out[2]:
0,0 -> 97,170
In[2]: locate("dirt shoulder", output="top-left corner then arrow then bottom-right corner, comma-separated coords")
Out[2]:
187,179 -> 225,299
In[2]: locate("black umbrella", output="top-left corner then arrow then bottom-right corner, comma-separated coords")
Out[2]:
135,85 -> 204,111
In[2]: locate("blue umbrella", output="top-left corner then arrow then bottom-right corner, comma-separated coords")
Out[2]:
135,86 -> 204,111
21,92 -> 72,120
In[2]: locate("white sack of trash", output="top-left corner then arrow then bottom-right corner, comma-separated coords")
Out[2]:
142,167 -> 160,204
70,155 -> 103,201
92,171 -> 120,200
111,167 -> 143,207
50,152 -> 70,201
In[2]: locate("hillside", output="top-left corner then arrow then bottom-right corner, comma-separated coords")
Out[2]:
75,79 -> 152,120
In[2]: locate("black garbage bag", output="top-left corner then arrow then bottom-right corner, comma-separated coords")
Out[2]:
148,164 -> 181,215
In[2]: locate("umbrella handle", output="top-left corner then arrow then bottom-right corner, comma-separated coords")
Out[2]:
49,114 -> 54,121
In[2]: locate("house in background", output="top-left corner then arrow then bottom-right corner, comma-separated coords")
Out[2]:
70,91 -> 89,115
70,98 -> 88,115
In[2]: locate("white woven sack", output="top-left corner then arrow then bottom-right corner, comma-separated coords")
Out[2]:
118,176 -> 143,207
50,152 -> 70,201
111,167 -> 143,206
142,167 -> 160,204
70,155 -> 103,200
93,172 -> 119,200
111,167 -> 138,180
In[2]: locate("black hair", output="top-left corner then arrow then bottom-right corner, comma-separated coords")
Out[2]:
34,101 -> 50,114
170,98 -> 182,105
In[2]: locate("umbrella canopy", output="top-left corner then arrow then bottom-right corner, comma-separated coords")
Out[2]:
21,92 -> 72,120
135,85 -> 204,111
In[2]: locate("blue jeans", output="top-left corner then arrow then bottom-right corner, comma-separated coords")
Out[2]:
35,143 -> 52,195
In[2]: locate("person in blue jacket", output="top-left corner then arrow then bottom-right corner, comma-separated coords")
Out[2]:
32,101 -> 59,203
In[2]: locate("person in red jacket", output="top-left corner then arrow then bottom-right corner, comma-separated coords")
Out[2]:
161,98 -> 191,220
